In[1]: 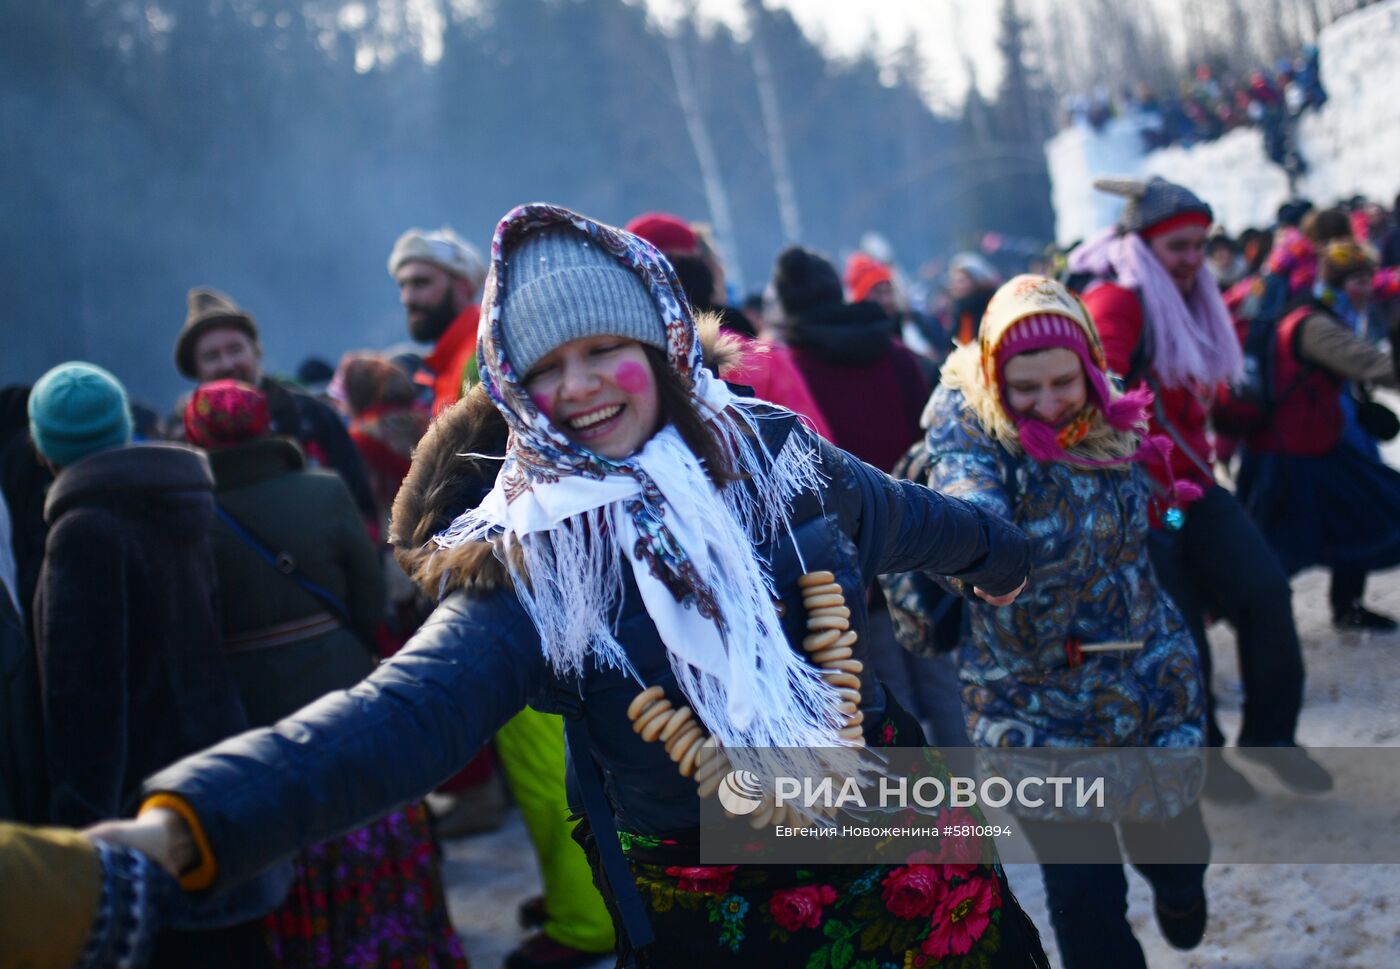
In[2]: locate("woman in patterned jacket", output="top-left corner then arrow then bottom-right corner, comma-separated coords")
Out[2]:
919,275 -> 1209,969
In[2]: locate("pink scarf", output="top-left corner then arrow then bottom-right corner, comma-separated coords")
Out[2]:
1068,228 -> 1243,389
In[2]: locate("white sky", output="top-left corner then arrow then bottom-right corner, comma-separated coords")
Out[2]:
388,0 -> 1065,111
388,0 -> 1199,113
642,0 -> 1005,113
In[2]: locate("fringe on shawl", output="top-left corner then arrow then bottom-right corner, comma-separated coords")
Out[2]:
435,400 -> 873,816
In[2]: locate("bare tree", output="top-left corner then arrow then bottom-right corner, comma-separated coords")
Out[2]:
744,0 -> 803,244
1299,0 -> 1324,36
663,13 -> 744,287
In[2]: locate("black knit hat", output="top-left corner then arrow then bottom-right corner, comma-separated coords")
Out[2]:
1094,177 -> 1213,236
174,288 -> 260,379
773,246 -> 843,317
1276,197 -> 1313,228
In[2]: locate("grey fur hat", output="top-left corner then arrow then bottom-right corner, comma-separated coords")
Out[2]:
1094,176 -> 1213,236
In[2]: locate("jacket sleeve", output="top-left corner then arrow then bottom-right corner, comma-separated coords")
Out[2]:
1297,313 -> 1400,388
37,515 -> 131,826
923,410 -> 1015,523
819,429 -> 1028,597
141,589 -> 545,891
920,405 -> 1021,598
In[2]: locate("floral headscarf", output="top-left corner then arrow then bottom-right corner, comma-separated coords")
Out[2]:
938,276 -> 1151,467
184,380 -> 270,449
938,276 -> 1203,508
435,204 -> 848,768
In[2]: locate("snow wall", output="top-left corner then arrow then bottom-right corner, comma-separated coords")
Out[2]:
1045,0 -> 1400,243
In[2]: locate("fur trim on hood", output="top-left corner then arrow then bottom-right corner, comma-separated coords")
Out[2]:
389,310 -> 735,600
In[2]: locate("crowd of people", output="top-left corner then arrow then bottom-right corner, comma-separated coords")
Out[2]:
1065,47 -> 1327,174
1,173 -> 1398,969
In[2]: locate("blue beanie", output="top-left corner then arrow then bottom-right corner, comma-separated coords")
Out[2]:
28,362 -> 133,467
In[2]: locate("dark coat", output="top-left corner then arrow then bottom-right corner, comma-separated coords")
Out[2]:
36,443 -> 247,826
170,377 -> 378,523
0,585 -> 44,822
206,437 -> 382,727
144,389 -> 1029,892
784,300 -> 931,472
259,378 -> 378,523
0,386 -> 52,641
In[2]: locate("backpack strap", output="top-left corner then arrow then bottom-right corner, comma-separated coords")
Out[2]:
1124,311 -> 1154,389
213,505 -> 353,628
1144,377 -> 1215,482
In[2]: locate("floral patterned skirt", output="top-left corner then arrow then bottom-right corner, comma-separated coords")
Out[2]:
597,832 -> 1048,969
569,705 -> 1048,967
262,802 -> 468,969
564,700 -> 1047,967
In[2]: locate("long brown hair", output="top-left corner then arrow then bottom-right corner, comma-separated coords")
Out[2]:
644,344 -> 740,486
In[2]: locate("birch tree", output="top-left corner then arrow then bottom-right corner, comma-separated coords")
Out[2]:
663,11 -> 745,288
744,0 -> 803,245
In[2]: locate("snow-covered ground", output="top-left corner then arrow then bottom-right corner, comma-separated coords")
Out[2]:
442,418 -> 1400,966
1006,559 -> 1400,969
441,556 -> 1400,967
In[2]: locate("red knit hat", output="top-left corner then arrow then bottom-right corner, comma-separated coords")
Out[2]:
1139,210 -> 1212,240
844,253 -> 894,304
184,379 -> 270,449
624,212 -> 698,254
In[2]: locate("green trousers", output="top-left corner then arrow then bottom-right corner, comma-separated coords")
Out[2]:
494,707 -> 615,953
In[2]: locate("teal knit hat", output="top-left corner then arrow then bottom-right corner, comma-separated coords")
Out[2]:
28,362 -> 133,467
501,224 -> 667,376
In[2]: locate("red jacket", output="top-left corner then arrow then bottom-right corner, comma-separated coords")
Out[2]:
1083,283 -> 1217,501
423,305 -> 480,416
721,337 -> 833,440
1246,306 -> 1343,457
788,342 -> 929,474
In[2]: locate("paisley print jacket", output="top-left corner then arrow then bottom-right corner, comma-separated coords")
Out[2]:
923,387 -> 1204,749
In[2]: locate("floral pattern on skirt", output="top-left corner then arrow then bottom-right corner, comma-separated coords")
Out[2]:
263,802 -> 468,968
622,844 -> 1039,969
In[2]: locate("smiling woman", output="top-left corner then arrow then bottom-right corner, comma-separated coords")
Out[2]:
912,275 -> 1211,969
523,337 -> 662,460
90,205 -> 1047,969
1001,347 -> 1088,428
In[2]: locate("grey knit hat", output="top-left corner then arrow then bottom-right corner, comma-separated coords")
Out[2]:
387,226 -> 487,291
1094,176 -> 1213,236
501,225 -> 667,375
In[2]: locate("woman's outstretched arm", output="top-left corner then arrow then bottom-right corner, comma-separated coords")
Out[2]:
93,589 -> 545,893
815,427 -> 1030,599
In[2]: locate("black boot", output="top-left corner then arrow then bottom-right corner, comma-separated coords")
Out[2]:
1202,753 -> 1257,804
505,933 -> 610,969
1155,891 -> 1208,950
1237,743 -> 1334,794
1333,602 -> 1399,632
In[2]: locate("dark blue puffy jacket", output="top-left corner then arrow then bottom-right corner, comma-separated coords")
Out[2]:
144,409 -> 1028,892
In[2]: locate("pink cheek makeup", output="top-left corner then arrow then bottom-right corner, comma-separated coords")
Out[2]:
530,393 -> 554,419
614,360 -> 651,395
